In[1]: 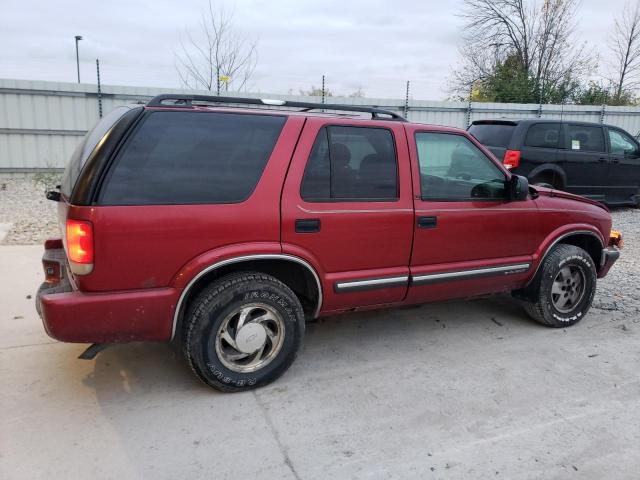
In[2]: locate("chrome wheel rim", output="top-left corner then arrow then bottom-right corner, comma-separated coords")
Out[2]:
551,265 -> 586,313
215,303 -> 285,373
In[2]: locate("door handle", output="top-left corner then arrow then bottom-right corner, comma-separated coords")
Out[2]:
295,218 -> 321,233
417,216 -> 437,229
610,157 -> 620,163
597,157 -> 608,163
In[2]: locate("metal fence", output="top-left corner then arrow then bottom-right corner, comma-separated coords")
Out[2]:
2,78 -> 640,171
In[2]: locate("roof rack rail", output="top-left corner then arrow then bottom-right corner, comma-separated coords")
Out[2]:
146,94 -> 406,121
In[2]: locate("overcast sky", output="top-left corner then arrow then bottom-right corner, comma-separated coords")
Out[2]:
0,0 -> 626,100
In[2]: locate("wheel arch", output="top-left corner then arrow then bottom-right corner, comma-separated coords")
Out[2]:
528,164 -> 567,188
171,254 -> 322,341
528,229 -> 604,285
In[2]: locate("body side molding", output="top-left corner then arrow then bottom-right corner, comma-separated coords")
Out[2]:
412,263 -> 531,285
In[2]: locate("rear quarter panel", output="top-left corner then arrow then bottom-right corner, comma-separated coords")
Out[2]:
68,115 -> 305,292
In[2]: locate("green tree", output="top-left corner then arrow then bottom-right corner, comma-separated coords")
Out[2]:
452,0 -> 595,104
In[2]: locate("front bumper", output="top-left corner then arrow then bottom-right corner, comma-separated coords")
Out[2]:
598,246 -> 620,278
37,247 -> 177,343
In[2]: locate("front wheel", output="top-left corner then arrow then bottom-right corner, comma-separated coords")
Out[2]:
522,244 -> 597,327
183,272 -> 305,392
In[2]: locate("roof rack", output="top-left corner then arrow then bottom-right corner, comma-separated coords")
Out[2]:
146,94 -> 406,121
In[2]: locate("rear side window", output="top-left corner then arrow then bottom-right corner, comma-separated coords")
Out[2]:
468,123 -> 515,147
565,124 -> 605,152
99,111 -> 286,205
61,106 -> 133,197
525,123 -> 560,148
300,126 -> 398,201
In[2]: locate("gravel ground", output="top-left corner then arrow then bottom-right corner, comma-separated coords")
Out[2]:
1,173 -> 637,317
0,174 -> 61,245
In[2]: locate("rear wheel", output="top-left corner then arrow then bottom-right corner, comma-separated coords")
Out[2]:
183,272 -> 305,392
522,244 -> 596,327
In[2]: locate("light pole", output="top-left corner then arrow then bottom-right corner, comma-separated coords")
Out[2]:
75,35 -> 83,83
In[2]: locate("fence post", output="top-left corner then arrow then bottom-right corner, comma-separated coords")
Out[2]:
600,104 -> 606,124
537,91 -> 543,118
466,85 -> 473,127
96,59 -> 103,118
404,80 -> 410,118
321,75 -> 325,104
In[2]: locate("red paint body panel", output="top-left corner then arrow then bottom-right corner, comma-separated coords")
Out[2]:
68,116 -> 305,292
280,117 -> 414,311
40,286 -> 177,342
37,105 -> 618,344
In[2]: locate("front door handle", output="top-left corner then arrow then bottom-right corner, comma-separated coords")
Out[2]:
598,157 -> 608,163
417,216 -> 437,229
295,218 -> 321,233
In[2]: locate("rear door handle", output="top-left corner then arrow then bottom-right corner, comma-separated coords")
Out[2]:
598,157 -> 608,163
295,218 -> 321,233
417,216 -> 437,229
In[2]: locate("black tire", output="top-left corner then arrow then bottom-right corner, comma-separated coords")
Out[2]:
183,272 -> 304,392
522,244 -> 597,327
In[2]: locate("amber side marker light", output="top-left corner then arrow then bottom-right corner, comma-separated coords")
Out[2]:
609,230 -> 623,249
66,219 -> 94,274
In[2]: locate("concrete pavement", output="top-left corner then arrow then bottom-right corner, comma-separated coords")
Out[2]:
2,245 -> 639,479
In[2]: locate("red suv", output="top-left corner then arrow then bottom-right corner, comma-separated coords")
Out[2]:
37,95 -> 622,391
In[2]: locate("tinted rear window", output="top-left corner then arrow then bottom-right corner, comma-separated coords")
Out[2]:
525,123 -> 560,148
565,124 -> 605,152
468,123 -> 515,148
300,126 -> 398,201
99,111 -> 286,205
61,106 -> 132,196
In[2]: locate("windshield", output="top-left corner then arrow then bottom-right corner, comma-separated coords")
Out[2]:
468,123 -> 515,148
60,106 -> 133,197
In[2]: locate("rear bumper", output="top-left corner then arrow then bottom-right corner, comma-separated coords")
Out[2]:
37,281 -> 177,343
598,246 -> 620,279
37,245 -> 178,343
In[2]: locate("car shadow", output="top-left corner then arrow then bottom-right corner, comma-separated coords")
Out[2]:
84,294 -> 534,398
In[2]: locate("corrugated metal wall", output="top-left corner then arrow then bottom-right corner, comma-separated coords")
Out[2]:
2,78 -> 640,170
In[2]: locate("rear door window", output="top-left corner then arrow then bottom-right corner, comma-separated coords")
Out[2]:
300,126 -> 398,201
564,125 -> 605,152
468,123 -> 515,147
99,111 -> 286,205
524,123 -> 560,148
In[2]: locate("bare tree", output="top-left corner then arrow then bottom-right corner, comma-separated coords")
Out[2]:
609,0 -> 640,102
451,0 -> 595,102
176,1 -> 257,93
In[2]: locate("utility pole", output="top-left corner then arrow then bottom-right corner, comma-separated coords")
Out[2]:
321,75 -> 325,104
75,35 -> 83,83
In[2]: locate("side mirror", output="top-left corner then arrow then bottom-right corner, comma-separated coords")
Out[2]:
509,175 -> 529,201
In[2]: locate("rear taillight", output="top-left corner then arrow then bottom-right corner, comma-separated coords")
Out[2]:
503,150 -> 521,169
66,219 -> 94,275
